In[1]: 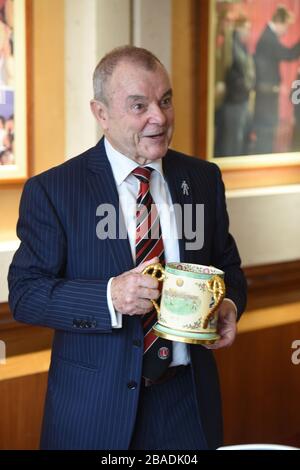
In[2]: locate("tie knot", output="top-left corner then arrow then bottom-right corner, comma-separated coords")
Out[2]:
132,166 -> 153,184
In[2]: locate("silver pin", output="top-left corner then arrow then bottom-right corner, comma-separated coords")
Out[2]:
181,180 -> 189,196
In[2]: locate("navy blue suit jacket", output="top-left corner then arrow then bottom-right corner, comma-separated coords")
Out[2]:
8,138 -> 247,449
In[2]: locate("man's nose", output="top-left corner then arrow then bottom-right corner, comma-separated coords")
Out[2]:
147,104 -> 167,125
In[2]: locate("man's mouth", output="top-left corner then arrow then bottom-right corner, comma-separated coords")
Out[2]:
144,132 -> 165,139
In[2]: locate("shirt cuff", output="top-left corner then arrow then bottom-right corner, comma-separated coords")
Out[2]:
224,297 -> 238,319
107,277 -> 122,328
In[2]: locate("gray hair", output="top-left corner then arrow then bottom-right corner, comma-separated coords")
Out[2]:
93,45 -> 163,104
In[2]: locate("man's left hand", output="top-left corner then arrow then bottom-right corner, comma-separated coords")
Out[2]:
204,299 -> 237,350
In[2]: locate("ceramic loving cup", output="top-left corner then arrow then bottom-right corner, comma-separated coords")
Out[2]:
142,262 -> 226,345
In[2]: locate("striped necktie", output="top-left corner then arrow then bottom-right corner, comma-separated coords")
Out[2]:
132,166 -> 173,381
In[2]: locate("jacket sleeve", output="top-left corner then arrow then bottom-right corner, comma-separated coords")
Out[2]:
211,166 -> 247,320
274,40 -> 300,62
8,177 -> 113,333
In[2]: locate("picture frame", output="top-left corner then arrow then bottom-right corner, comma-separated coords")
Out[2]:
0,0 -> 28,184
208,0 -> 300,166
175,0 -> 300,189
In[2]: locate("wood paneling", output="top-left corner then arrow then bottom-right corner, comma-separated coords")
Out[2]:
0,302 -> 52,450
1,323 -> 53,357
171,0 -> 196,156
0,303 -> 53,355
2,292 -> 300,448
1,349 -> 50,382
0,372 -> 48,450
32,0 -> 65,175
2,252 -> 300,449
0,309 -> 52,449
245,259 -> 300,291
245,259 -> 300,310
222,165 -> 300,190
215,320 -> 300,445
215,260 -> 300,444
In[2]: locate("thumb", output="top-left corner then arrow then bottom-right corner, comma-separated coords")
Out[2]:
132,257 -> 160,274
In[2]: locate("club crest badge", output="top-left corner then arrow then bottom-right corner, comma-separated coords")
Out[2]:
158,347 -> 170,360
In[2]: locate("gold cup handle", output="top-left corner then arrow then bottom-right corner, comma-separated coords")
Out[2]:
142,263 -> 165,315
201,275 -> 226,329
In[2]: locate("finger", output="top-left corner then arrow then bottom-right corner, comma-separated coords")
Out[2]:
130,299 -> 154,315
139,298 -> 154,311
205,330 -> 236,350
131,272 -> 159,289
138,287 -> 160,301
139,274 -> 159,289
205,337 -> 233,350
132,257 -> 160,273
217,323 -> 237,341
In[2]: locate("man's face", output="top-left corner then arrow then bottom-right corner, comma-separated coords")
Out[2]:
238,22 -> 251,42
275,22 -> 289,36
94,61 -> 174,164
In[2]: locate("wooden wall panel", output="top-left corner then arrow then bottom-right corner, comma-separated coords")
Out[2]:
0,303 -> 52,449
0,373 -> 48,450
171,0 -> 196,156
216,318 -> 300,445
1,319 -> 300,448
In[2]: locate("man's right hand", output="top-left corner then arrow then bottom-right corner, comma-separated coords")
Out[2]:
111,257 -> 160,316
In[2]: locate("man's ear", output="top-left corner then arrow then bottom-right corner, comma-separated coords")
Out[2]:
90,100 -> 109,130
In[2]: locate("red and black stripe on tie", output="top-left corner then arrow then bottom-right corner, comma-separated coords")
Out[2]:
132,166 -> 173,381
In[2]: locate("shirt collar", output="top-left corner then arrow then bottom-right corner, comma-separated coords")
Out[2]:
104,137 -> 164,186
268,21 -> 276,33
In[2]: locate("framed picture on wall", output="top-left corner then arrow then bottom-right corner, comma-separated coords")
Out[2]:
172,0 -> 300,189
0,0 -> 28,184
191,0 -> 300,188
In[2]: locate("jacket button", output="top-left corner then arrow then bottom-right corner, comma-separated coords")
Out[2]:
127,381 -> 138,390
133,339 -> 142,347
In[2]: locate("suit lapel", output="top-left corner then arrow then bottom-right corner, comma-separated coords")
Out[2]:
162,153 -> 194,263
85,142 -> 203,271
86,138 -> 134,274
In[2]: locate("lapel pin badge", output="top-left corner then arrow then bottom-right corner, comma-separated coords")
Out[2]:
181,180 -> 189,196
158,346 -> 170,360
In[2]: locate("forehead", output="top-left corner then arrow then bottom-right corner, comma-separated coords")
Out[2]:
108,61 -> 171,99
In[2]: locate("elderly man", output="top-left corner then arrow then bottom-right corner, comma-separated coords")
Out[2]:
8,46 -> 247,450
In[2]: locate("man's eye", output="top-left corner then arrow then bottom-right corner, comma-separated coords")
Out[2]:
161,97 -> 172,107
132,103 -> 145,111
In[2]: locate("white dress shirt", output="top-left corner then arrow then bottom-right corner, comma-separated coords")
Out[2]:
104,137 -> 190,367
